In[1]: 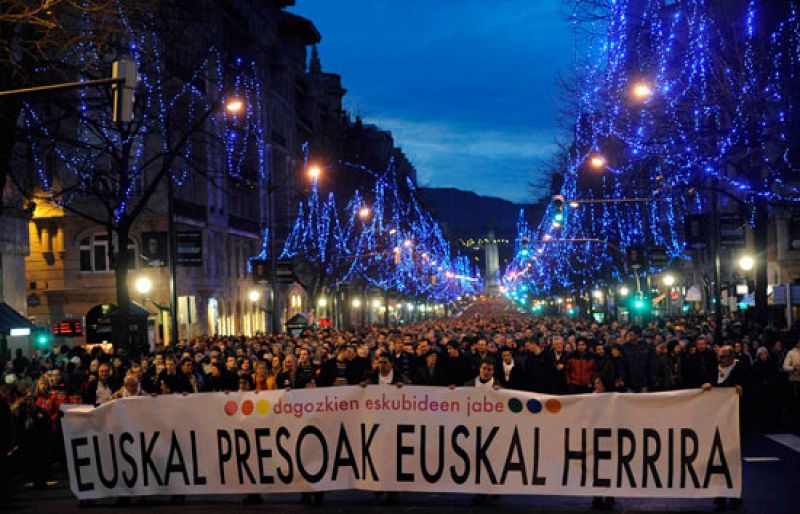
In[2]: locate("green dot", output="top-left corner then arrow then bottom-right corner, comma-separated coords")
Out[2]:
508,398 -> 523,413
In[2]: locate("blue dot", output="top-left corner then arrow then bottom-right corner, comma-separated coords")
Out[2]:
526,399 -> 542,413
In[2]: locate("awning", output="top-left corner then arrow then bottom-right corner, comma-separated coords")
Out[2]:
0,302 -> 35,335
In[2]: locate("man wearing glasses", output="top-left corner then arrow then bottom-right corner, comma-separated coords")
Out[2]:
702,344 -> 751,512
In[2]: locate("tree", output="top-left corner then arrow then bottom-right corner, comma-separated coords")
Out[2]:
12,2 -> 268,354
0,1 -> 149,216
509,0 -> 800,327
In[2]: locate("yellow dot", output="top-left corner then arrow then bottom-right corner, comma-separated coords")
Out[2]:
256,399 -> 270,416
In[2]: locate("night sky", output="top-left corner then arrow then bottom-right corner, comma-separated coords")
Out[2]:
289,0 -> 573,203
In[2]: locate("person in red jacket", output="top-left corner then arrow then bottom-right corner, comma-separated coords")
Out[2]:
566,337 -> 597,394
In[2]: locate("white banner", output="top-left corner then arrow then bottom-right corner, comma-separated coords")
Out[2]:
61,386 -> 740,499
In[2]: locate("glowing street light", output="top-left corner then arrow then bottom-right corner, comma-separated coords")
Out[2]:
592,289 -> 603,299
248,289 -> 261,302
317,297 -> 327,308
307,165 -> 321,181
403,239 -> 413,248
738,255 -> 755,271
225,98 -> 244,114
663,274 -> 675,287
358,206 -> 371,220
619,285 -> 630,297
588,154 -> 607,170
135,276 -> 153,295
351,298 -> 362,308
631,81 -> 654,101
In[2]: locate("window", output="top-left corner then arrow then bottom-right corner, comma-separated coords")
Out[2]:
79,234 -> 137,272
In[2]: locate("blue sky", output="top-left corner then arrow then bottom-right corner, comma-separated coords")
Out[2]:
289,0 -> 573,203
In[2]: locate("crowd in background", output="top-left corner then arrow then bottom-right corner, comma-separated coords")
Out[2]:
1,307 -> 800,506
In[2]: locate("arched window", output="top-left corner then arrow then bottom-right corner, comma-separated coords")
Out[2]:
79,234 -> 137,273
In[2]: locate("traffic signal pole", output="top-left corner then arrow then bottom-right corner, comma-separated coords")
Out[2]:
0,60 -> 137,122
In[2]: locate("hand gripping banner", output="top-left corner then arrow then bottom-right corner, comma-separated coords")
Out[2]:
61,387 -> 740,499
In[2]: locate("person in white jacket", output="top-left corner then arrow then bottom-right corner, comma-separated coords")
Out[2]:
783,340 -> 800,432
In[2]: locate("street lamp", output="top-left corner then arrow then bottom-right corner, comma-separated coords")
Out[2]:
358,206 -> 371,220
631,81 -> 653,101
663,274 -> 675,287
225,98 -> 244,114
307,165 -> 321,181
588,154 -> 607,170
738,255 -> 755,271
318,297 -> 327,308
135,276 -> 153,295
248,289 -> 261,302
619,285 -> 630,297
351,298 -> 362,309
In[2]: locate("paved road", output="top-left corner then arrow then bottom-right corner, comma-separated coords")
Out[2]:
5,432 -> 799,514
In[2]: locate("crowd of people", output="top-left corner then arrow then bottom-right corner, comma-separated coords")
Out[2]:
1,305 -> 800,509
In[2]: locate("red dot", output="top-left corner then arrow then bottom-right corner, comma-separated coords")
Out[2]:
241,400 -> 254,416
224,400 -> 238,416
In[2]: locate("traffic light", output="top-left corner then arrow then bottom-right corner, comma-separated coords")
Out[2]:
111,59 -> 138,122
519,237 -> 530,257
552,195 -> 565,224
630,293 -> 650,315
35,331 -> 50,348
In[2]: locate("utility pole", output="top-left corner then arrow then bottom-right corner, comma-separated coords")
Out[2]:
268,173 -> 280,334
712,182 -> 723,343
167,175 -> 179,346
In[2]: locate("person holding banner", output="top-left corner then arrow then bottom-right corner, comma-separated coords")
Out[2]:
702,345 -> 749,511
363,354 -> 405,505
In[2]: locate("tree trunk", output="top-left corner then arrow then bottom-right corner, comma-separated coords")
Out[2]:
753,198 -> 769,328
0,93 -> 22,219
113,224 -> 136,356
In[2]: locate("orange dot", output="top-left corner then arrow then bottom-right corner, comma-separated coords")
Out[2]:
545,398 -> 562,413
241,400 -> 254,416
224,400 -> 238,416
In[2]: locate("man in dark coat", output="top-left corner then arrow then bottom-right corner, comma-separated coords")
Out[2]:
702,345 -> 750,511
414,351 -> 447,386
524,339 -> 557,393
620,326 -> 657,392
495,348 -> 524,390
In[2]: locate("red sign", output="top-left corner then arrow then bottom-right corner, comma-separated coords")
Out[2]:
53,319 -> 83,336
319,318 -> 332,328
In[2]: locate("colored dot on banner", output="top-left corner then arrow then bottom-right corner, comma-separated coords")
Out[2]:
241,400 -> 254,416
526,399 -> 542,413
545,399 -> 562,413
256,399 -> 270,416
224,400 -> 238,416
508,398 -> 523,413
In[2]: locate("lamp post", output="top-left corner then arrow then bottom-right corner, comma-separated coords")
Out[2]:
663,274 -> 675,317
165,97 -> 246,345
248,289 -> 261,334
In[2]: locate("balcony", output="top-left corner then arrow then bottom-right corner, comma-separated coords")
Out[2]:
228,214 -> 260,237
174,198 -> 207,224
